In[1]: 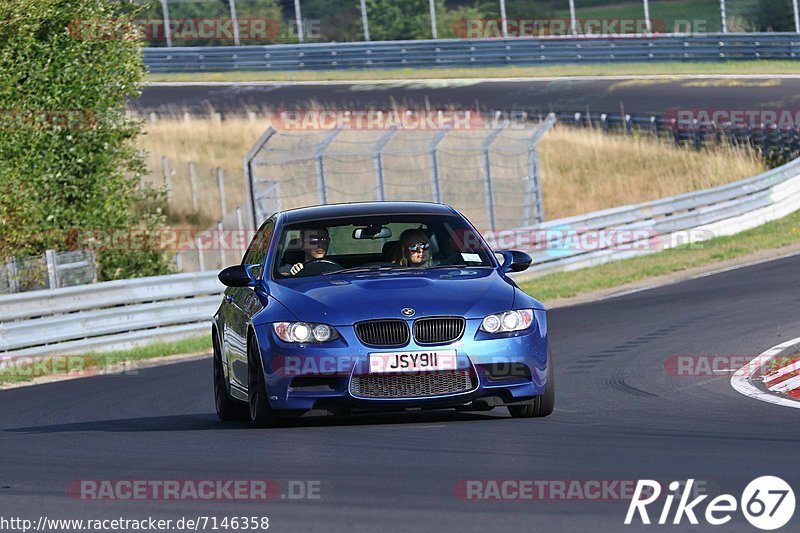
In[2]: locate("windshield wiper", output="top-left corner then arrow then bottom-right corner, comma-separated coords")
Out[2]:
322,265 -> 415,276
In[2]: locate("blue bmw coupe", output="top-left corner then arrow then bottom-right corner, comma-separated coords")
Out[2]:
213,202 -> 553,427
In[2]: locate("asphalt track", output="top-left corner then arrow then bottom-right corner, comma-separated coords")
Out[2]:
136,76 -> 800,116
2,253 -> 800,532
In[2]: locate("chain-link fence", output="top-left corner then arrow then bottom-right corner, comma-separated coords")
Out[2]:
245,115 -> 555,232
0,250 -> 96,295
141,151 -> 242,229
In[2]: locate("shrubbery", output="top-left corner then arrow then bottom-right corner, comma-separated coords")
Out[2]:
0,0 -> 173,281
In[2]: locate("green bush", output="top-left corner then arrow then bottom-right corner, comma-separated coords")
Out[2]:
364,0 -> 488,41
0,0 -> 173,281
751,0 -> 795,32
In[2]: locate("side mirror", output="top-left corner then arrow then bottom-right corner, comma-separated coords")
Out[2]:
218,264 -> 255,287
500,250 -> 532,273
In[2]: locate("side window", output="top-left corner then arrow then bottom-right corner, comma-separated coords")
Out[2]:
241,218 -> 275,278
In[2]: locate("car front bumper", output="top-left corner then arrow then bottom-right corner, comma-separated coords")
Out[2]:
253,310 -> 548,412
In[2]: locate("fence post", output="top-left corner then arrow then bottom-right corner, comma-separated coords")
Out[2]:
217,167 -> 227,217
481,125 -> 505,232
244,127 -> 278,229
89,249 -> 98,284
229,0 -> 240,46
293,0 -> 304,43
158,0 -> 173,47
217,221 -> 227,268
138,149 -> 146,194
236,207 -> 246,258
45,249 -> 58,289
189,161 -> 199,213
524,114 -> 557,226
315,128 -> 342,205
5,256 -> 19,294
429,128 -> 449,203
196,236 -> 206,272
162,156 -> 172,206
373,128 -> 397,201
794,0 -> 800,34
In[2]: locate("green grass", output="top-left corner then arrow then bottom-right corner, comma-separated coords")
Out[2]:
518,208 -> 800,302
146,60 -> 800,83
0,335 -> 212,386
767,353 -> 800,372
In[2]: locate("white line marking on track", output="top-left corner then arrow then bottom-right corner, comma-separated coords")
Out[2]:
770,374 -> 800,393
146,74 -> 800,87
731,336 -> 800,409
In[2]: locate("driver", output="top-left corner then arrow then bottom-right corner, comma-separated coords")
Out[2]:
279,228 -> 330,276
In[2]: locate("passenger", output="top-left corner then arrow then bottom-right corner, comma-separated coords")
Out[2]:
397,229 -> 433,267
279,228 -> 330,276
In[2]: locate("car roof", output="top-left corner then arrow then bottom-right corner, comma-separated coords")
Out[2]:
279,202 -> 457,224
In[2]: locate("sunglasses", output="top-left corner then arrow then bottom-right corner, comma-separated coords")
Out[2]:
307,236 -> 330,247
407,242 -> 430,253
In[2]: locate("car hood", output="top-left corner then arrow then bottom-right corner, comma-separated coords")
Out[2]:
265,268 -> 517,325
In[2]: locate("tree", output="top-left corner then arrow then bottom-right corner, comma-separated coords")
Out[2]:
752,0 -> 795,32
0,0 -> 172,280
364,0 -> 487,41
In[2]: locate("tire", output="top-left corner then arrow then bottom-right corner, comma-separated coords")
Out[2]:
213,335 -> 248,421
508,352 -> 555,418
247,334 -> 282,428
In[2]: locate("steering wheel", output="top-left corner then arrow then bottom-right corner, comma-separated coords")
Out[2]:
296,258 -> 342,276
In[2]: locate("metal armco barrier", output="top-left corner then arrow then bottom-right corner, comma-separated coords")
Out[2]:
505,156 -> 800,279
143,33 -> 800,73
3,156 -> 800,357
0,271 -> 223,357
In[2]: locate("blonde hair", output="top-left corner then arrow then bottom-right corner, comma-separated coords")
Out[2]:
398,229 -> 430,267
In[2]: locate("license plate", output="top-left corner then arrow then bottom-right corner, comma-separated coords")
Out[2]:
369,350 -> 457,373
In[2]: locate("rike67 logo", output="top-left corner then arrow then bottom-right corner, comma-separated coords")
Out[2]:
625,477 -> 795,530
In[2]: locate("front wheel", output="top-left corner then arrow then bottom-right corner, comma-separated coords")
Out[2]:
508,352 -> 554,418
247,336 -> 282,428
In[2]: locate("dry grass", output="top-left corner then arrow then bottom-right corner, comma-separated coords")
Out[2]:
538,126 -> 766,218
138,115 -> 767,228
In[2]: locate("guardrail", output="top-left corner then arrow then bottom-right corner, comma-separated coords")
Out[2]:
3,153 -> 800,358
143,33 -> 800,73
0,271 -> 223,357
504,156 -> 800,279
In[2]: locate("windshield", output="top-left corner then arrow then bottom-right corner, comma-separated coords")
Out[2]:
271,214 -> 494,278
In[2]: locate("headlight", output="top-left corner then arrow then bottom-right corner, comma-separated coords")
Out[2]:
273,322 -> 339,343
480,309 -> 534,333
